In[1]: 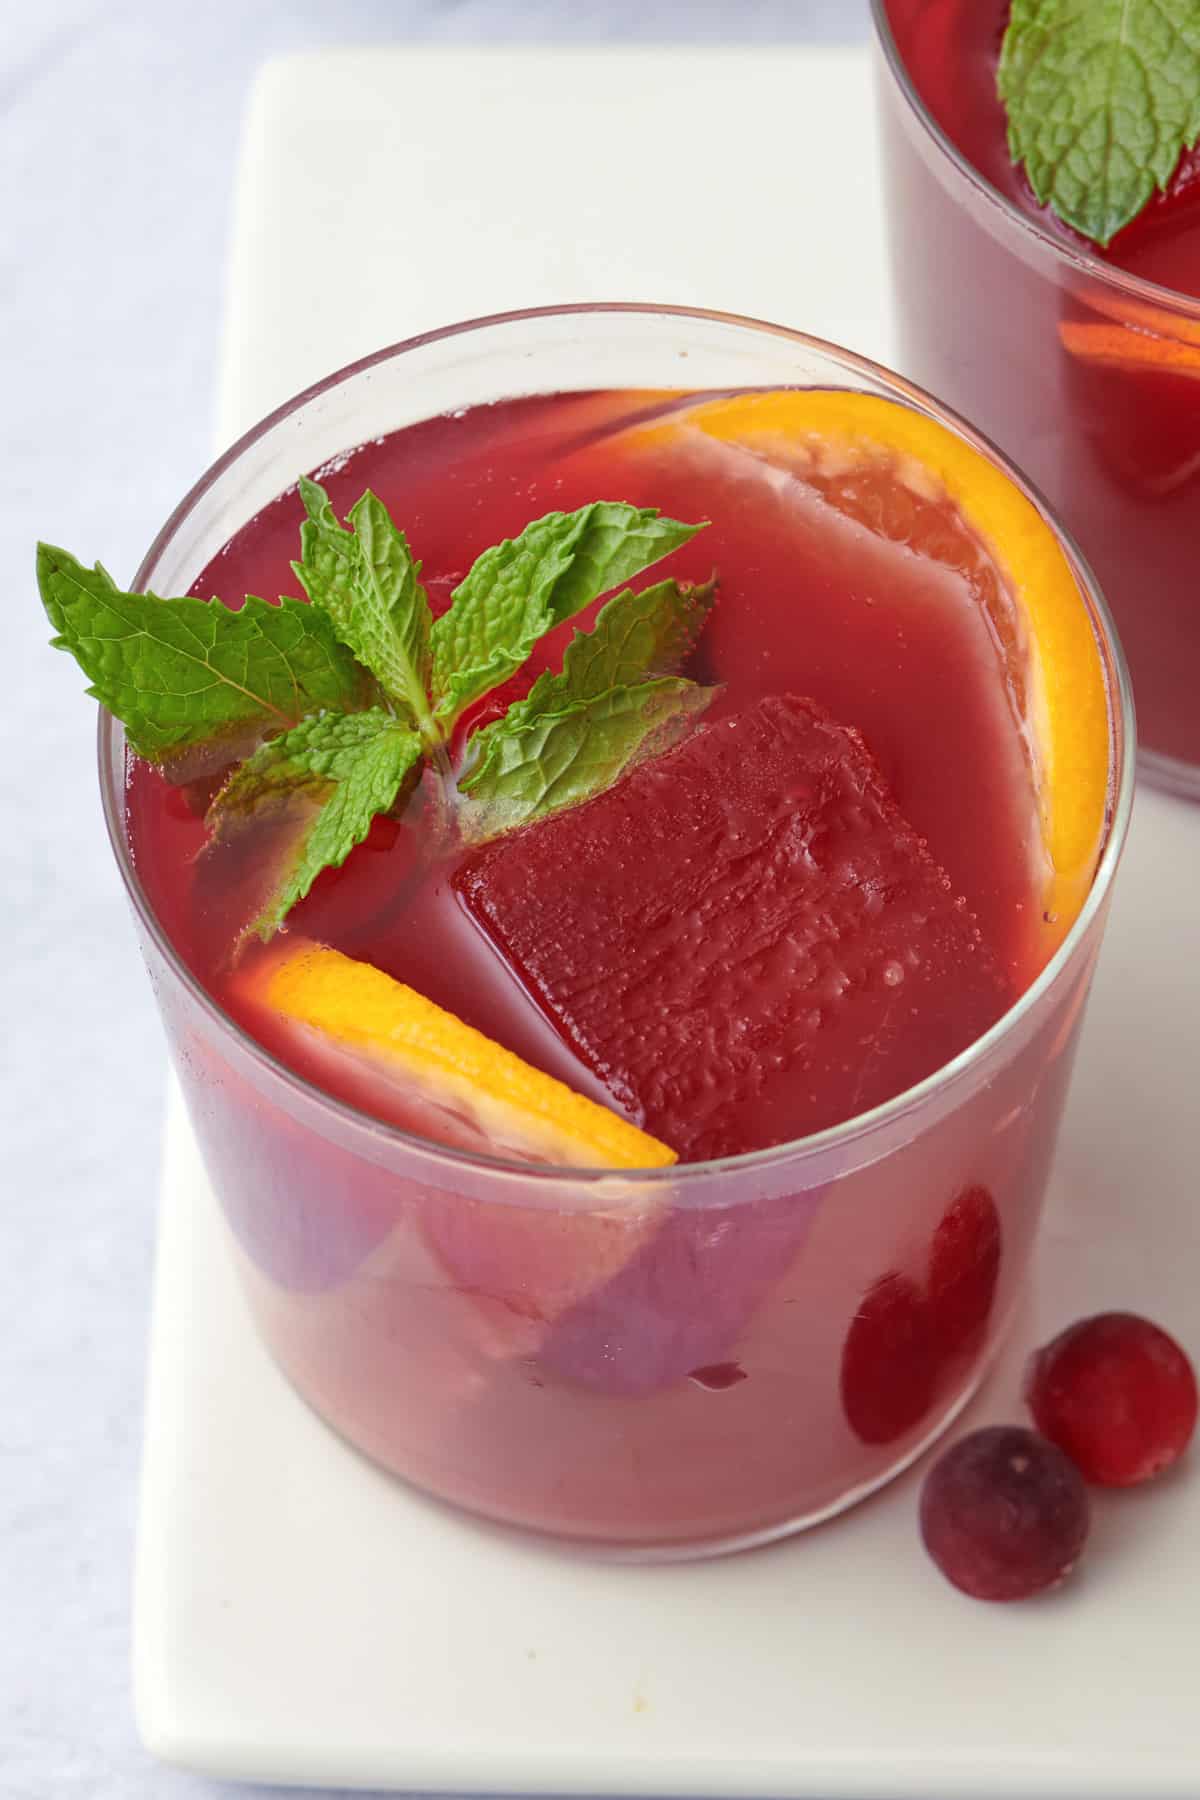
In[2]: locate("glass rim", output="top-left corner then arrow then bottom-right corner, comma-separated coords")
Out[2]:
98,300 -> 1136,1192
869,0 -> 1200,321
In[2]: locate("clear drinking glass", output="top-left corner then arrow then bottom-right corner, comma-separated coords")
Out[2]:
100,305 -> 1133,1557
873,0 -> 1200,798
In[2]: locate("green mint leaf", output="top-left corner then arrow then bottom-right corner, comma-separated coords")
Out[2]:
497,576 -> 717,734
458,679 -> 714,842
37,543 -> 369,775
208,707 -> 423,939
998,0 -> 1200,246
429,502 -> 705,729
293,477 -> 435,736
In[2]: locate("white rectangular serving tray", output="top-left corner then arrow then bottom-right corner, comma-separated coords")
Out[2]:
134,46 -> 1200,1796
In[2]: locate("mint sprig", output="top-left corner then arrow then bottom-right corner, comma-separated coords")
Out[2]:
38,545 -> 369,774
998,0 -> 1200,247
208,708 -> 423,939
429,502 -> 703,729
38,483 -> 713,940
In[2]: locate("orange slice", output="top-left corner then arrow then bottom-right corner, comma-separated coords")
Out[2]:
1059,283 -> 1200,371
245,938 -> 676,1171
1058,319 -> 1200,379
622,389 -> 1111,938
239,939 -> 673,1354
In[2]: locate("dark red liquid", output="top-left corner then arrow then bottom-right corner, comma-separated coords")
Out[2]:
128,389 -> 1046,1161
881,0 -> 1200,772
126,387 -> 1101,1545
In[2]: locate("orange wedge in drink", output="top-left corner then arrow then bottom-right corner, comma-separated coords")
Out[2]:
238,940 -> 674,1347
1059,287 -> 1200,377
244,938 -> 675,1171
1057,294 -> 1200,495
1059,321 -> 1200,380
620,389 -> 1111,942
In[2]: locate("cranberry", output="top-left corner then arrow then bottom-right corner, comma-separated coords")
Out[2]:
841,1272 -> 938,1445
1025,1312 -> 1198,1487
927,1184 -> 1002,1359
920,1425 -> 1089,1602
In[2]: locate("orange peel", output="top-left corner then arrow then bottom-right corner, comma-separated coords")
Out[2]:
623,389 -> 1111,939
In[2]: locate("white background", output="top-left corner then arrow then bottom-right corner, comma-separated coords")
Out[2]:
4,5 -> 870,1797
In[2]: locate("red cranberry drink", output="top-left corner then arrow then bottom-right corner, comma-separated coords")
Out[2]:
875,0 -> 1200,792
43,309 -> 1131,1552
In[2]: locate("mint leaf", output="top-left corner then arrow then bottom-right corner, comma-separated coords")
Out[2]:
293,478 -> 435,737
499,576 -> 716,733
458,680 -> 713,842
37,543 -> 369,774
429,502 -> 704,728
451,572 -> 718,838
208,707 -> 423,939
998,0 -> 1200,246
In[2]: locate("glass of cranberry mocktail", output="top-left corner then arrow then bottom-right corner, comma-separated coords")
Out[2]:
95,306 -> 1131,1555
873,0 -> 1200,796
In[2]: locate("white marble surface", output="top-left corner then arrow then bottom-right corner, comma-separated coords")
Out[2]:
5,5 -> 871,1797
